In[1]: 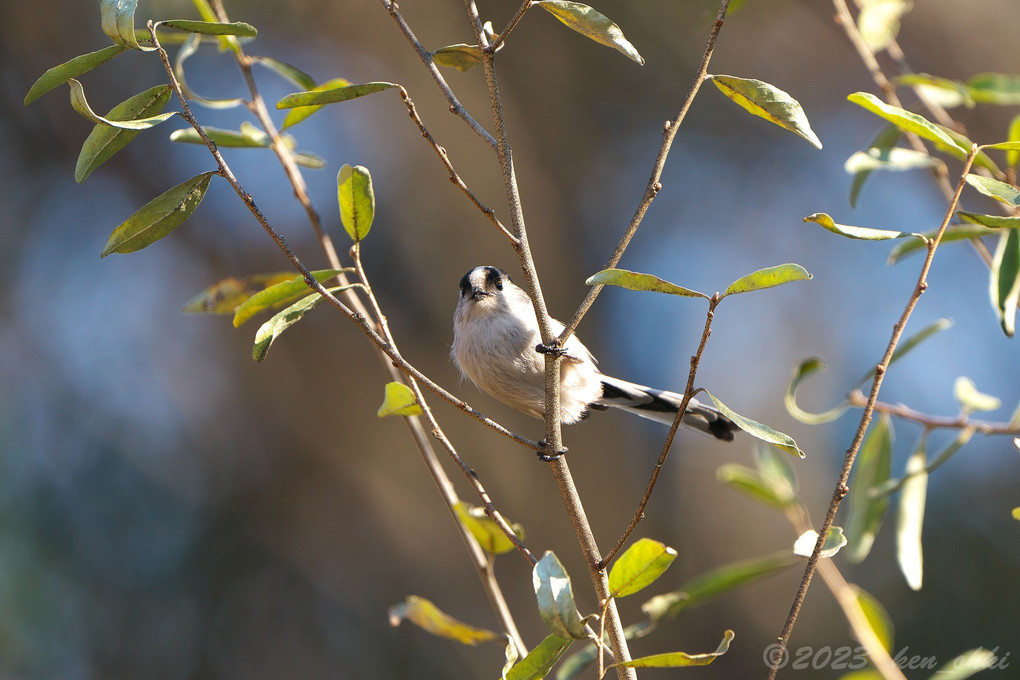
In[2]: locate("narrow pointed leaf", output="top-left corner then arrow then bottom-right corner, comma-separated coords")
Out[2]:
717,463 -> 793,509
101,172 -> 214,257
930,649 -> 996,680
253,56 -> 316,90
785,357 -> 850,425
938,125 -> 999,174
853,586 -> 894,652
282,78 -> 351,129
157,19 -> 256,36
337,164 -> 375,242
253,291 -> 327,362
845,415 -> 893,563
957,211 -> 1020,229
855,318 -> 953,386
804,213 -> 915,240
967,73 -> 1020,105
755,444 -> 798,502
169,125 -> 270,147
990,228 -> 1020,336
388,595 -> 501,645
293,152 -> 327,169
608,538 -> 677,598
536,1 -> 644,65
174,35 -> 245,109
965,174 -> 1020,207
888,225 -> 997,263
277,82 -> 398,109
1006,114 -> 1020,168
896,73 -> 973,109
182,272 -> 300,314
101,0 -> 150,50
377,381 -> 424,417
721,263 -> 812,297
849,124 -> 902,207
454,502 -> 525,555
793,526 -> 847,558
953,377 -> 1001,412
703,391 -> 805,458
857,0 -> 909,52
848,92 -> 963,152
75,84 -> 173,183
896,443 -> 927,591
585,268 -> 708,298
710,75 -> 821,148
233,269 -> 346,326
533,552 -> 588,640
506,634 -> 572,680
845,146 -> 940,176
433,44 -> 484,72
25,45 -> 127,105
612,630 -> 733,669
69,79 -> 176,131
981,141 -> 1020,152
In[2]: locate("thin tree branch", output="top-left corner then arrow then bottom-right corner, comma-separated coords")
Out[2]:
490,0 -> 533,53
847,391 -> 1020,436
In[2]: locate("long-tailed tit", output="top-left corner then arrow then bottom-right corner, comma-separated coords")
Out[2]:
452,266 -> 737,440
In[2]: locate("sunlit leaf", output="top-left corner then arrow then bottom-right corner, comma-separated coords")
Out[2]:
857,0 -> 909,52
388,595 -> 501,645
856,318 -> 953,386
101,172 -> 215,257
377,381 -> 424,417
848,92 -> 963,153
896,73 -> 973,109
25,45 -> 127,105
844,146 -> 940,180
967,73 -> 1020,106
454,502 -> 525,555
852,586 -> 894,652
716,464 -> 792,509
990,228 -> 1020,336
173,34 -> 245,109
896,443 -> 927,591
182,272 -> 299,314
1006,114 -> 1020,168
233,269 -> 346,326
755,444 -> 798,503
536,1 -> 644,65
721,263 -> 812,297
930,648 -> 997,680
965,174 -> 1020,207
253,291 -> 327,362
710,75 -> 822,148
804,213 -> 915,240
939,125 -> 999,174
253,56 -> 317,90
785,357 -> 850,425
793,526 -> 847,558
845,415 -> 893,563
585,268 -> 708,298
502,637 -> 519,680
101,0 -> 151,50
608,538 -> 677,598
277,81 -> 398,109
75,84 -> 173,183
533,551 -> 588,640
69,78 -> 176,131
433,44 -> 484,72
887,224 -> 997,264
337,164 -> 375,242
704,391 -> 805,458
953,377 -> 1001,413
506,634 -> 572,680
281,78 -> 351,129
157,19 -> 256,36
293,151 -> 327,169
169,125 -> 271,147
849,124 -> 902,207
611,630 -> 733,669
957,211 -> 1020,230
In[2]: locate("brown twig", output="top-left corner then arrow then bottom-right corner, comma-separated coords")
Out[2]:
848,390 -> 1020,436
489,0 -> 532,53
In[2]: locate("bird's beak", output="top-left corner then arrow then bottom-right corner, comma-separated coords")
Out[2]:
470,287 -> 490,300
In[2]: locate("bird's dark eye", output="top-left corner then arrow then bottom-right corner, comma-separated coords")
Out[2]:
495,280 -> 503,290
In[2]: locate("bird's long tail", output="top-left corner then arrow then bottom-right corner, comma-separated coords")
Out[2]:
596,376 -> 738,441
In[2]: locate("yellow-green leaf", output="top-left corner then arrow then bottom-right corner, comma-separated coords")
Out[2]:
454,502 -> 525,555
896,73 -> 972,109
784,357 -> 850,425
608,538 -> 677,598
506,634 -> 572,680
25,45 -> 127,105
169,124 -> 271,147
967,72 -> 1020,106
710,75 -> 822,149
387,595 -> 501,645
852,586 -> 894,653
848,92 -> 963,152
536,1 -> 644,65
704,391 -> 805,458
337,164 -> 375,242
933,649 -> 997,680
282,78 -> 351,129
721,263 -> 812,297
377,381 -> 423,417
857,0 -> 909,52
253,292 -> 326,362
716,464 -> 792,509
433,44 -> 484,72
804,212 -> 915,240
69,78 -> 176,131
965,174 -> 1020,207
585,268 -> 708,298
157,19 -> 256,36
277,81 -> 398,109
612,630 -> 733,669
182,272 -> 299,314
953,377 -> 1001,413
232,269 -> 346,326
1006,114 -> 1020,168
253,56 -> 317,90
957,211 -> 1020,230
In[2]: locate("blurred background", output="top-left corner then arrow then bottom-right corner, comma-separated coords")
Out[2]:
1,0 -> 1018,677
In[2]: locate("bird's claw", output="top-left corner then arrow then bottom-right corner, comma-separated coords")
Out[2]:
535,342 -> 567,357
536,439 -> 568,462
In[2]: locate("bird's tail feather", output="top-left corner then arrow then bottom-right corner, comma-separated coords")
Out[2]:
597,376 -> 737,441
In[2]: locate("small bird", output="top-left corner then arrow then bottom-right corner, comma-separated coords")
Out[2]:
451,266 -> 738,441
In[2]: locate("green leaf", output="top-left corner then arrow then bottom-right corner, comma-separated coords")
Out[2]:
967,72 -> 1020,105
75,84 -> 173,183
873,428 -> 975,500
928,649 -> 997,680
716,464 -> 792,509
169,124 -> 271,147
377,381 -> 424,417
454,502 -> 525,556
293,152 -> 327,169
173,34 -> 245,110
101,0 -> 151,50
253,56 -> 317,90
507,635 -> 573,680
721,263 -> 812,298
157,19 -> 257,36
896,73 -> 973,109
612,630 -> 733,669
939,125 -> 999,174
710,75 -> 822,148
856,318 -> 954,386
784,357 -> 850,425
1006,114 -> 1020,169
847,92 -> 963,153
856,0 -> 909,52
182,272 -> 300,313
25,45 -> 127,106
793,526 -> 847,558
704,391 -> 805,458
804,213 -> 915,240
433,44 -> 484,72
888,224 -> 998,264
584,268 -> 708,298
896,442 -> 927,591
641,551 -> 798,621
953,377 -> 1001,413
990,228 -> 1020,336
981,141 -> 1020,152
844,146 -> 940,177
965,174 -> 1020,207
387,595 -> 501,645
282,78 -> 351,129
232,269 -> 346,326
253,292 -> 327,362
957,211 -> 1020,230
533,551 -> 588,640
536,1 -> 644,65
69,78 -> 177,131
852,586 -> 894,653
101,172 -> 215,257
849,124 -> 902,207
845,415 -> 893,563
337,164 -> 375,242
608,538 -> 677,598
755,444 -> 798,502
276,81 -> 398,109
